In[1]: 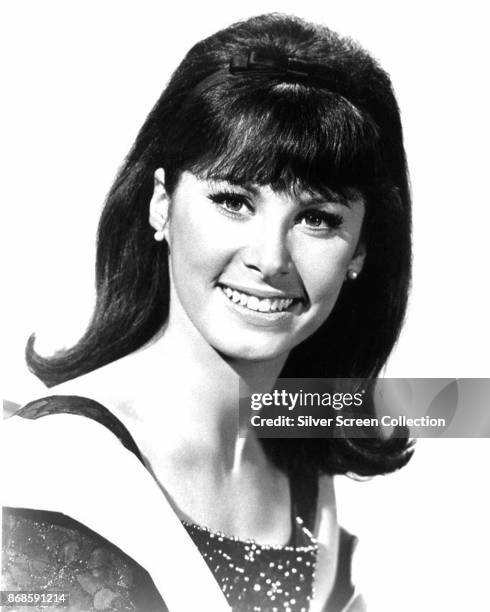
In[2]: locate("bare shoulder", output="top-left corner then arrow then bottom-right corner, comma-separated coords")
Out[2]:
48,354 -> 143,416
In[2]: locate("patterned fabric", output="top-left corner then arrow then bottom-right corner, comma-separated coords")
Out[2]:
2,508 -> 166,612
182,517 -> 317,611
2,506 -> 318,612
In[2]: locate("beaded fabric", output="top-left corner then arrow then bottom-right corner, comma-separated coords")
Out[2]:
2,508 -> 146,612
182,517 -> 318,612
2,508 -> 318,612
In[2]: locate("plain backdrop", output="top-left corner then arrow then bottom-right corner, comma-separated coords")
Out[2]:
2,2 -> 489,611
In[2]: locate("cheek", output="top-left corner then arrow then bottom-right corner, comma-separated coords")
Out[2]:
294,240 -> 353,306
168,207 -> 232,293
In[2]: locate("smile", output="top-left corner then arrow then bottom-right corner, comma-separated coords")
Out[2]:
220,285 -> 298,313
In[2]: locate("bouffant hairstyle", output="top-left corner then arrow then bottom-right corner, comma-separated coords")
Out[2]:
27,14 -> 413,476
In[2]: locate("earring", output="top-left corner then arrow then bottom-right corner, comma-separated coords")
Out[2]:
153,219 -> 167,242
347,269 -> 359,280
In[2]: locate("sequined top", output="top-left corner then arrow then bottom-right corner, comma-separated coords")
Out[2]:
181,517 -> 317,611
2,396 -> 356,612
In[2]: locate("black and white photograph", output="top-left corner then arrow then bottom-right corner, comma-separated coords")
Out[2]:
2,2 -> 489,611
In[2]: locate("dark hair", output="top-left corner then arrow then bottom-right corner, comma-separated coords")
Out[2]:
27,14 -> 413,477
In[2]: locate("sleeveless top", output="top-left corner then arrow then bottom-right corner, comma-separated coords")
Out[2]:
2,396 -> 357,612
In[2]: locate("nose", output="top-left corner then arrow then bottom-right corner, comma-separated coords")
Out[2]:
242,225 -> 292,280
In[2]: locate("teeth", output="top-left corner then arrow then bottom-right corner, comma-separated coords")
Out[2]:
221,286 -> 295,313
258,299 -> 271,312
247,296 -> 260,311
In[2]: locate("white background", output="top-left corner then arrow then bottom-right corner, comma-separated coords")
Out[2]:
2,2 -> 489,611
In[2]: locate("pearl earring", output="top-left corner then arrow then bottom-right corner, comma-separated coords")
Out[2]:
347,269 -> 358,280
153,219 -> 167,242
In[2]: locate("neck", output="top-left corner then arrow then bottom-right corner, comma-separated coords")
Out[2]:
128,306 -> 287,474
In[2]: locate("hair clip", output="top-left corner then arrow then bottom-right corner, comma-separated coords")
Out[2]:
230,51 -> 311,78
229,51 -> 350,95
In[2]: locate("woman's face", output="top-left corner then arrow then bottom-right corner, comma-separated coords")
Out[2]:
157,170 -> 365,363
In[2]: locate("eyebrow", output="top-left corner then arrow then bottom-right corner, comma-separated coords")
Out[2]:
206,178 -> 260,197
296,193 -> 352,208
206,177 -> 356,208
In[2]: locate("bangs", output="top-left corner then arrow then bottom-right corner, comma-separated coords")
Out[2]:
170,78 -> 382,197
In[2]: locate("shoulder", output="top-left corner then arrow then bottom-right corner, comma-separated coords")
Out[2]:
50,353 -> 143,404
45,358 -> 150,430
2,507 -> 164,611
1,403 -> 145,523
3,401 -> 126,457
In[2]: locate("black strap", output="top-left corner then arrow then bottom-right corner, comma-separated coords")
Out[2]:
324,527 -> 357,612
17,395 -> 145,464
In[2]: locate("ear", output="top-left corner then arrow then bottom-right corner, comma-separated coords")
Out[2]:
346,241 -> 366,280
149,168 -> 170,242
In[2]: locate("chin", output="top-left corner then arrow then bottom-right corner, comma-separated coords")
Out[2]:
212,338 -> 291,365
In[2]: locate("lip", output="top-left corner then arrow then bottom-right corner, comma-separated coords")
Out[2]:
218,282 -> 303,302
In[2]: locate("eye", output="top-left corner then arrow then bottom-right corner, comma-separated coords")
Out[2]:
296,209 -> 343,232
207,191 -> 253,217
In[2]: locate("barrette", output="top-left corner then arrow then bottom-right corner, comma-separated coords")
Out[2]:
231,50 -> 345,81
230,51 -> 312,78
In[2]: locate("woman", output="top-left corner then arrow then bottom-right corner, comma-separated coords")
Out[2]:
2,13 -> 412,612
